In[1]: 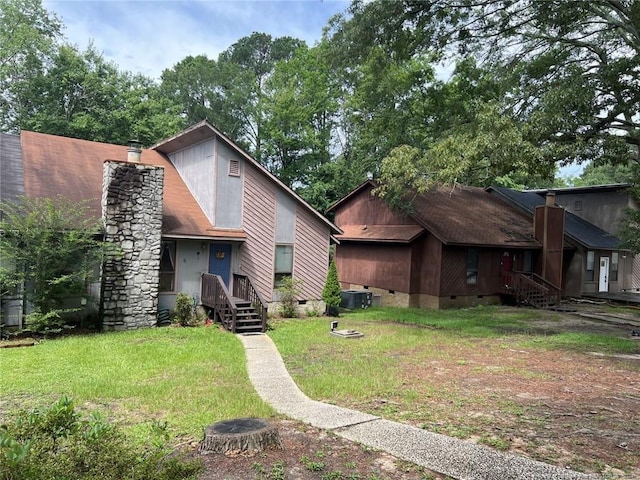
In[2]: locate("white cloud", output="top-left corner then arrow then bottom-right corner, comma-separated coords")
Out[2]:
44,0 -> 349,80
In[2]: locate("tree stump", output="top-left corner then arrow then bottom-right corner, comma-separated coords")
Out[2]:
198,418 -> 283,455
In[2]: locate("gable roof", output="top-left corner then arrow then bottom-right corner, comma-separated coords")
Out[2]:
330,181 -> 539,248
488,186 -> 623,250
18,130 -> 245,240
153,120 -> 341,235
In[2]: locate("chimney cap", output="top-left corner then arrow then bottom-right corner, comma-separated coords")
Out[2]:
128,139 -> 142,150
545,190 -> 556,206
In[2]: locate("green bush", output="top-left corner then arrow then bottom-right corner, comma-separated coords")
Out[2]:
173,293 -> 205,327
322,259 -> 341,309
25,308 -> 67,334
276,276 -> 303,318
0,396 -> 202,480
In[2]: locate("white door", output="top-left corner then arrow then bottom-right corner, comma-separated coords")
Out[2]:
599,257 -> 609,292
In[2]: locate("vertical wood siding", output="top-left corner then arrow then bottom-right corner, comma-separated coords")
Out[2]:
168,139 -> 216,224
336,244 -> 412,293
334,185 -> 417,226
412,235 -> 442,296
294,206 -> 330,299
440,247 -> 503,296
633,255 -> 640,290
215,141 -> 243,228
0,134 -> 24,204
240,164 -> 276,300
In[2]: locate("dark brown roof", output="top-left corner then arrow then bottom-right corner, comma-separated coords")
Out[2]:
336,224 -> 425,243
20,131 -> 245,240
410,185 -> 539,247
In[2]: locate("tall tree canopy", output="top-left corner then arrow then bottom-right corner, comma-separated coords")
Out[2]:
325,0 -> 640,201
0,0 -> 62,132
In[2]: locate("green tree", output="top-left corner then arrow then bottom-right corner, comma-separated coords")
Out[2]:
15,43 -> 180,145
573,161 -> 637,187
159,54 -> 243,140
330,0 -> 640,167
0,0 -> 62,132
262,43 -> 338,189
218,32 -> 305,162
0,196 -> 108,326
321,258 -> 341,314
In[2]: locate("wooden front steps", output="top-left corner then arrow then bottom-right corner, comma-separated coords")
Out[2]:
501,271 -> 561,309
201,273 -> 268,333
222,298 -> 264,333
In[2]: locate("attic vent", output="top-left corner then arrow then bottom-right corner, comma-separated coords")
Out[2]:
229,159 -> 240,177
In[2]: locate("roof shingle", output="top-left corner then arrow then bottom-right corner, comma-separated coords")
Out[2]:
20,131 -> 244,240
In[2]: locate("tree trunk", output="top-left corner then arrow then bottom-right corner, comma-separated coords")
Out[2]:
198,418 -> 283,455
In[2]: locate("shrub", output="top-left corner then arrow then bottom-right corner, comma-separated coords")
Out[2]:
0,396 -> 202,480
173,293 -> 203,327
276,276 -> 303,318
322,259 -> 342,316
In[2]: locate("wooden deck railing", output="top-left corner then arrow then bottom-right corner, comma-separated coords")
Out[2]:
233,273 -> 267,332
502,271 -> 561,308
201,273 -> 237,331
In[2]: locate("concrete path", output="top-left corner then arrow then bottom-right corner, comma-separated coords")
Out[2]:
238,333 -> 601,480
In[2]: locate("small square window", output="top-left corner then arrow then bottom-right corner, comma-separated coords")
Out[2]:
574,200 -> 582,211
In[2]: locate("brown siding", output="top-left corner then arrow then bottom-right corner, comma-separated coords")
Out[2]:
334,187 -> 417,227
440,247 -> 503,297
534,206 -> 564,288
240,164 -> 276,299
295,206 -> 330,299
336,243 -> 412,293
411,234 -> 442,296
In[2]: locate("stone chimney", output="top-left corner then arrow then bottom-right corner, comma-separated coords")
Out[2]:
101,158 -> 164,330
127,140 -> 142,163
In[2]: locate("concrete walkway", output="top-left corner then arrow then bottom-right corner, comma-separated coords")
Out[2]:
238,333 -> 601,480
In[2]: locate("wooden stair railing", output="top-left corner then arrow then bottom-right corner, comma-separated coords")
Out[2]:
233,273 -> 268,333
502,271 -> 561,308
201,273 -> 237,332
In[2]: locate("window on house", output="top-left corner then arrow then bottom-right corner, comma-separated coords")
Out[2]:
467,248 -> 479,285
611,252 -> 619,281
159,241 -> 176,292
574,200 -> 582,211
586,251 -> 595,281
523,251 -> 533,273
274,244 -> 293,288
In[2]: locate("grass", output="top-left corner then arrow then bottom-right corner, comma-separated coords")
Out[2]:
0,326 -> 273,438
1,304 -> 637,462
268,305 -> 639,422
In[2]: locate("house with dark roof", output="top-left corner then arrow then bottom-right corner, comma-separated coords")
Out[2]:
328,181 -> 633,310
488,186 -> 635,296
522,184 -> 640,291
0,121 -> 340,330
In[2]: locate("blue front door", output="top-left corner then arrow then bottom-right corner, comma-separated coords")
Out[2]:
209,244 -> 232,287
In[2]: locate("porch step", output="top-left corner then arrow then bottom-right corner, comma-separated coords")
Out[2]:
221,303 -> 263,333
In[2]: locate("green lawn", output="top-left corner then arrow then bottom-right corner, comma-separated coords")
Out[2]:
1,305 -> 636,446
0,326 -> 273,439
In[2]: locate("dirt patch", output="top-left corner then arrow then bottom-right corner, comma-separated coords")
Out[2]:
194,419 -> 443,480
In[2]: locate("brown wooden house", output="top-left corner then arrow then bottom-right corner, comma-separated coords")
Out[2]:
329,181 -> 632,310
327,181 -> 547,309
